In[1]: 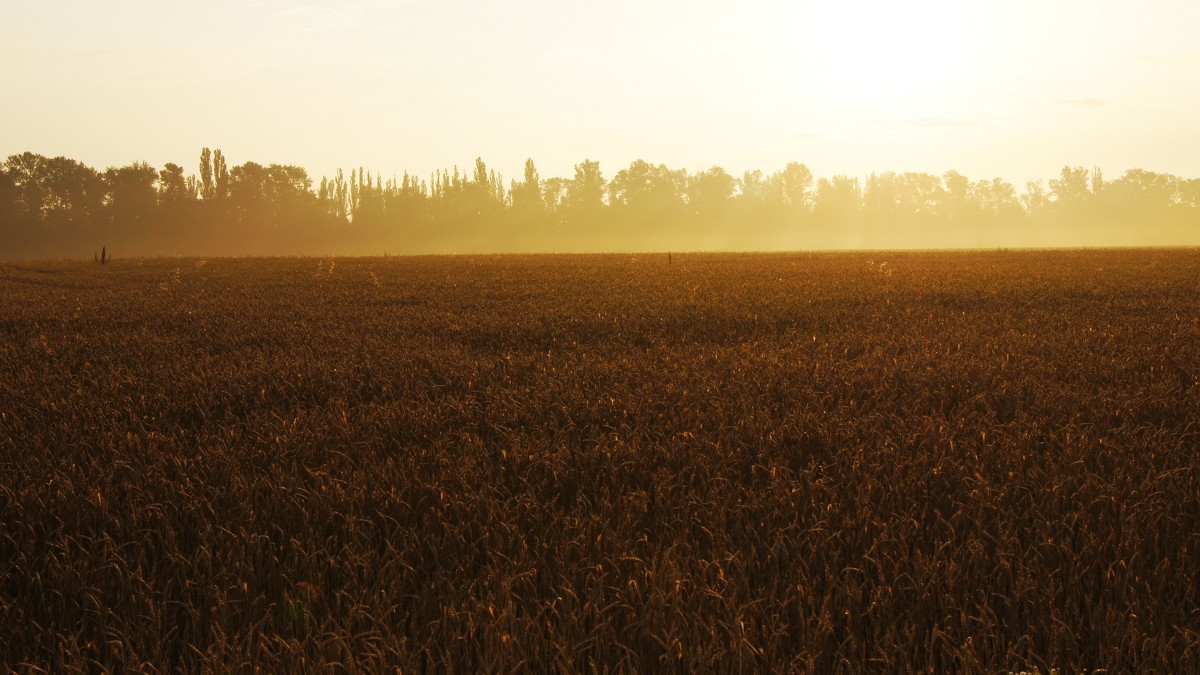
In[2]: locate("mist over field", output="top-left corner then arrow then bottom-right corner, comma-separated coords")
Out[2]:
2,150 -> 1198,259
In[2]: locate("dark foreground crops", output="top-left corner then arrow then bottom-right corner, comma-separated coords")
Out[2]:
1,250 -> 1198,673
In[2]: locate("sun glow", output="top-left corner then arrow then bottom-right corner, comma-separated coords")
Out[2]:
801,0 -> 983,113
2,0 -> 1199,213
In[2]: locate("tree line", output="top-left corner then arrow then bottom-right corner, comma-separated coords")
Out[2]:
1,148 -> 1197,258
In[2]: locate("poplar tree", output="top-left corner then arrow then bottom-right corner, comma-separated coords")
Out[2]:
214,149 -> 229,200
199,147 -> 214,200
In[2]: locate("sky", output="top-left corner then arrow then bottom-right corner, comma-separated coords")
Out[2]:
2,0 -> 1198,190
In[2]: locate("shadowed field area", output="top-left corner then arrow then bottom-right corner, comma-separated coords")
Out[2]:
1,250 -> 1199,672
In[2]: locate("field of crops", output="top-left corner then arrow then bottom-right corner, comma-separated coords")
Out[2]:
1,249 -> 1198,672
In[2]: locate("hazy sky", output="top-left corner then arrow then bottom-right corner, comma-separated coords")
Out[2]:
3,0 -> 1198,188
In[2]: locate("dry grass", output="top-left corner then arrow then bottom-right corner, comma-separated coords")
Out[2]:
1,249 -> 1198,672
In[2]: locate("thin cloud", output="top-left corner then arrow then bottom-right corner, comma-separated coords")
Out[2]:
875,118 -> 979,130
278,5 -> 360,32
1053,98 -> 1108,107
270,1 -> 400,33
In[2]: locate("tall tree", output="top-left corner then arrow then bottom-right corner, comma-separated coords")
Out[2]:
468,157 -> 501,216
104,162 -> 159,229
567,159 -> 606,215
1048,165 -> 1097,230
740,170 -> 766,203
779,162 -> 814,210
213,149 -> 229,200
158,163 -> 190,204
510,158 -> 544,213
3,152 -> 50,227
942,170 -> 971,224
814,175 -> 862,227
199,147 -> 214,200
1049,166 -> 1092,207
541,177 -> 570,215
3,153 -> 104,233
970,177 -> 1023,224
1021,180 -> 1052,220
688,166 -> 738,220
0,165 -> 15,230
608,160 -> 686,215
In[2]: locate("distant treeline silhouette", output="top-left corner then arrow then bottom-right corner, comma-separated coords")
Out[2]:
1,149 -> 1197,258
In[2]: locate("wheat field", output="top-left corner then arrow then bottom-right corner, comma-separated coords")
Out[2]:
1,249 -> 1198,672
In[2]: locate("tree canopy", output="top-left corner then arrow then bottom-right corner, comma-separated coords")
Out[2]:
1,148 -> 1197,258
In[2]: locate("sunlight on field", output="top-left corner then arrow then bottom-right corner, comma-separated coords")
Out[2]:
1,251 -> 1198,670
3,0 -> 1200,669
